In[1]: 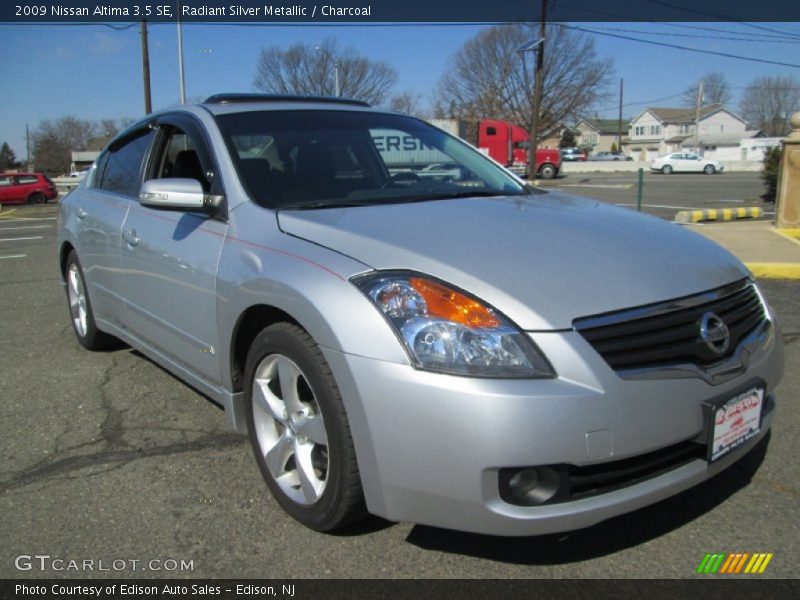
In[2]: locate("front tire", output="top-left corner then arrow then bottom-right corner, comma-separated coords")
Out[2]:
704,164 -> 716,174
244,323 -> 365,531
64,251 -> 117,350
539,164 -> 556,179
662,165 -> 673,175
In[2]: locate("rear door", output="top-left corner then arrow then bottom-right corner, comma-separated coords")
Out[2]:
13,174 -> 39,202
683,153 -> 704,172
76,127 -> 156,325
119,114 -> 228,385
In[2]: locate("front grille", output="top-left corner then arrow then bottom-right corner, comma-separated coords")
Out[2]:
574,280 -> 766,372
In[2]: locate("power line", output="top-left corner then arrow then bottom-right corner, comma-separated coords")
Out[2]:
555,2 -> 800,41
585,24 -> 800,43
641,0 -> 800,40
557,23 -> 800,69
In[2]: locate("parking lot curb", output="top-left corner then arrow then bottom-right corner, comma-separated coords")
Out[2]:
744,262 -> 800,280
675,207 -> 763,223
772,228 -> 800,247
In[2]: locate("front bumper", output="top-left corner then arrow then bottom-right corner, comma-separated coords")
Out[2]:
322,317 -> 784,536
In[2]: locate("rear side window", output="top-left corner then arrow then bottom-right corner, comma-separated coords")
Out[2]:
16,175 -> 38,184
98,129 -> 156,197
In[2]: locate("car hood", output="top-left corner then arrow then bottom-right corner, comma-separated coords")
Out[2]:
277,193 -> 749,330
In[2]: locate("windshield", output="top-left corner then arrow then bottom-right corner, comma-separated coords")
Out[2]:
215,110 -> 531,209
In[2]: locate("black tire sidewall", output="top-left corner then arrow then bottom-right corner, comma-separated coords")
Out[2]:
705,165 -> 715,174
244,323 -> 358,531
65,251 -> 105,350
540,165 -> 556,179
663,165 -> 672,174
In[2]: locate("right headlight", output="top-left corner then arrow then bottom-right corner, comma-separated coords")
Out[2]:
353,271 -> 555,379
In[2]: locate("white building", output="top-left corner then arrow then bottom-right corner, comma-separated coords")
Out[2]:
624,104 -> 749,161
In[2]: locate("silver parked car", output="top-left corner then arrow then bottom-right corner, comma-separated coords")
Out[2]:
58,95 -> 783,536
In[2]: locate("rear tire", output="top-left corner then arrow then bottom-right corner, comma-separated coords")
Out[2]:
64,251 -> 118,350
245,323 -> 366,531
28,192 -> 45,204
662,165 -> 673,175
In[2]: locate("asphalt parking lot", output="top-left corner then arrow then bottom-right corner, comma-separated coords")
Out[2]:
0,198 -> 798,579
542,171 -> 773,220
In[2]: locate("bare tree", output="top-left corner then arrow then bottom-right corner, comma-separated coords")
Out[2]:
32,117 -> 97,175
388,91 -> 423,116
682,72 -> 732,107
253,39 -> 398,106
433,24 -> 613,141
740,75 -> 800,136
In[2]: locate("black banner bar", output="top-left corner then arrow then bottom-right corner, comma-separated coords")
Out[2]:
2,0 -> 800,23
2,580 -> 800,600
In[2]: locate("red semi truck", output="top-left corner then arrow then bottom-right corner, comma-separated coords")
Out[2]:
430,118 -> 561,179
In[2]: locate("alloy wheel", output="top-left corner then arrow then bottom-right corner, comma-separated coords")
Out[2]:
251,354 -> 329,505
67,263 -> 88,337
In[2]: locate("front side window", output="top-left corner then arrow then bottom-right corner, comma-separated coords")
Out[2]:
0,176 -> 13,187
150,127 -> 211,193
216,110 -> 530,210
98,128 -> 156,197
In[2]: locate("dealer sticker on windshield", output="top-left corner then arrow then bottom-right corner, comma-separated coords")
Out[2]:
708,387 -> 764,463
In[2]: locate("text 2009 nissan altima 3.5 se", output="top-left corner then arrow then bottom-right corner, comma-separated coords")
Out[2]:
57,95 -> 784,536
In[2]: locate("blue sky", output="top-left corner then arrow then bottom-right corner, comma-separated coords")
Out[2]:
2,21 -> 800,160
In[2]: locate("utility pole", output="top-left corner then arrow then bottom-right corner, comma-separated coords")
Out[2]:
26,123 -> 31,171
617,78 -> 624,152
315,46 -> 340,97
528,0 -> 547,179
694,79 -> 704,154
334,61 -> 340,97
177,1 -> 186,104
140,20 -> 152,114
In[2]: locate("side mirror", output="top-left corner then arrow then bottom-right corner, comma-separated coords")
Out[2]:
139,178 -> 207,211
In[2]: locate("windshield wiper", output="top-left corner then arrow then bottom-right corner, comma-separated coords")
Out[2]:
278,200 -> 377,211
424,190 -> 509,200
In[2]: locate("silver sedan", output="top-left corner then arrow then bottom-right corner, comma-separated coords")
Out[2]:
57,95 -> 783,536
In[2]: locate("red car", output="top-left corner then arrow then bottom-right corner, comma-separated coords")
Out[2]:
0,172 -> 58,205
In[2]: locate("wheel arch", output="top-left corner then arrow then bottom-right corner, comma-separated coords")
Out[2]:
229,304 -> 302,393
58,242 -> 75,282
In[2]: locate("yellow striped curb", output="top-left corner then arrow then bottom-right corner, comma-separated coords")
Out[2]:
744,262 -> 800,280
675,207 -> 763,223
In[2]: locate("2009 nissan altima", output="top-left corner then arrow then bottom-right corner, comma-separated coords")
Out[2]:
57,94 -> 784,535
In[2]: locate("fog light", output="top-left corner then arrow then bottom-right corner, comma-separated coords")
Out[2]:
501,466 -> 564,506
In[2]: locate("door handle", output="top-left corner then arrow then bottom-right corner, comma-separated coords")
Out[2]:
76,207 -> 87,220
123,228 -> 140,247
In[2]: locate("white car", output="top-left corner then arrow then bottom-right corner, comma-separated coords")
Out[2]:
651,152 -> 723,175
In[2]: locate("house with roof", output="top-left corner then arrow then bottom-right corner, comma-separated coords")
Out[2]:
575,118 -> 629,154
537,123 -> 580,149
623,104 -> 749,160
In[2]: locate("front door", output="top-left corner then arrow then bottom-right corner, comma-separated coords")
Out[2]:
120,116 -> 228,386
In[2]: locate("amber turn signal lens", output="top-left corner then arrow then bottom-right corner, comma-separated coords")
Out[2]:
409,277 -> 500,328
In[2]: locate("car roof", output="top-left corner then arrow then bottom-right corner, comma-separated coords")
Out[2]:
200,93 -> 377,116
